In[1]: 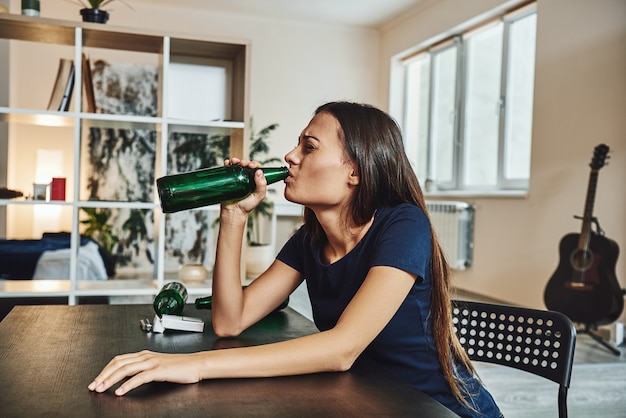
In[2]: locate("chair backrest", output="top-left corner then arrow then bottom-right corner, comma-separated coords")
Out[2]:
452,299 -> 576,389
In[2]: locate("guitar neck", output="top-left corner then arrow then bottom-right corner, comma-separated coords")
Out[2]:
577,169 -> 599,250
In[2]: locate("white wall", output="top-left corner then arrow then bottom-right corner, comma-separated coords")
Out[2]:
381,0 -> 626,316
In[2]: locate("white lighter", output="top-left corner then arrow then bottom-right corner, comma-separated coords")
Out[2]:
149,314 -> 205,333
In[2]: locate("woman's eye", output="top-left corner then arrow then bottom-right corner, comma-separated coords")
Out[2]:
303,144 -> 316,152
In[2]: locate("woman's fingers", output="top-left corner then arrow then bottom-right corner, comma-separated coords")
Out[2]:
112,369 -> 156,396
225,157 -> 261,169
88,350 -> 151,393
89,351 -> 203,396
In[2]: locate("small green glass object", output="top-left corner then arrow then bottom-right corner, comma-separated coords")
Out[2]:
195,286 -> 289,313
156,165 -> 289,214
153,281 -> 188,317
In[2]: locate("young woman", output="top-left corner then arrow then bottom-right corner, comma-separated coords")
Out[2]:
89,102 -> 501,417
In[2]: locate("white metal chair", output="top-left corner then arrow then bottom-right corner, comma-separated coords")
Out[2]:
452,300 -> 577,418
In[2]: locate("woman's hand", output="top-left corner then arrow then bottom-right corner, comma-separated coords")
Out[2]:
88,350 -> 204,396
222,157 -> 267,216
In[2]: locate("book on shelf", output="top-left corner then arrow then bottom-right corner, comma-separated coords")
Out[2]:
82,53 -> 96,113
47,58 -> 75,112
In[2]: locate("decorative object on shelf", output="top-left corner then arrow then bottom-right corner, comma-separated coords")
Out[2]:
47,58 -> 75,112
71,0 -> 133,24
80,7 -> 108,24
178,263 -> 209,283
50,177 -> 67,201
83,59 -> 157,272
33,183 -> 48,201
21,0 -> 40,16
81,53 -> 96,113
0,187 -> 23,199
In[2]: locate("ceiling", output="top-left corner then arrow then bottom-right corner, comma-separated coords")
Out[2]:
141,0 -> 426,27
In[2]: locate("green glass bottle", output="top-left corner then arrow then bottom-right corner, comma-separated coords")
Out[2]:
153,281 -> 188,317
195,286 -> 289,313
156,165 -> 289,213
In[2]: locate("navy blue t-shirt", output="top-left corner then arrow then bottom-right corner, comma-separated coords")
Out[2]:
277,204 -> 501,417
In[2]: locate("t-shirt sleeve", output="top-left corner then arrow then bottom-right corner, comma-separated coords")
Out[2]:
276,226 -> 307,273
371,205 -> 431,283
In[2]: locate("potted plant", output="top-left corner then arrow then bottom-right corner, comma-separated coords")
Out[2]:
80,207 -> 119,255
70,0 -> 132,24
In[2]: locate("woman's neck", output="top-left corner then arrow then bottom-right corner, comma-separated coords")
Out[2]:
318,212 -> 374,264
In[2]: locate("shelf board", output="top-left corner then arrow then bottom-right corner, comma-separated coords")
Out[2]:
82,27 -> 163,54
170,37 -> 246,60
167,119 -> 244,135
0,199 -> 73,207
0,280 -> 71,297
81,113 -> 163,131
0,107 -> 75,127
167,119 -> 244,128
77,201 -> 157,209
0,14 -> 75,46
0,14 -> 163,53
0,108 -> 167,130
0,200 -> 157,209
75,278 -> 156,295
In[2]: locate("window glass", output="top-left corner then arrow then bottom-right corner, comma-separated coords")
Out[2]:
504,13 -> 536,181
463,23 -> 503,188
404,54 -> 430,182
430,45 -> 457,184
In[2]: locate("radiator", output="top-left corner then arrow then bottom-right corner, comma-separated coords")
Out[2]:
425,200 -> 474,270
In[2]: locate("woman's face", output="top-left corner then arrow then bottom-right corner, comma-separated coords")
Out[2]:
284,112 -> 357,210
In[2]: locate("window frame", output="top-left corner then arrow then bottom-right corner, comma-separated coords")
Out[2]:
393,3 -> 537,196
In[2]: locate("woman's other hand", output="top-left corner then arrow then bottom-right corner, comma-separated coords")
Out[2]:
88,350 -> 204,396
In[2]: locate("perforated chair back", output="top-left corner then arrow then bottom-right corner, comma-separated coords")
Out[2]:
452,300 -> 576,418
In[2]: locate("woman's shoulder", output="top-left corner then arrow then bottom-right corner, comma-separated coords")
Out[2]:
375,203 -> 428,224
370,203 -> 431,243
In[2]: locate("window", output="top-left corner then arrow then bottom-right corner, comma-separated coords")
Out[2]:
397,5 -> 537,194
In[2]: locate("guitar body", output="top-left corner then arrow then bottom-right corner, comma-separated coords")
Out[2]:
545,232 -> 622,325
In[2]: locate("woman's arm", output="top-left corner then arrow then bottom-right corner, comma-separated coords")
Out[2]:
88,265 -> 416,396
210,158 -> 296,336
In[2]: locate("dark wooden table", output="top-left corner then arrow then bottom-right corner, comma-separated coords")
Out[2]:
0,304 -> 458,417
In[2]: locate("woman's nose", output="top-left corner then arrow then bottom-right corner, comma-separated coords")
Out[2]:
285,148 -> 298,165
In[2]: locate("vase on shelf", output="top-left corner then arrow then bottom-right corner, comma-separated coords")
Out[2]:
80,8 -> 109,24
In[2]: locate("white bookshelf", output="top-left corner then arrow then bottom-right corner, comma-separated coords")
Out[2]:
0,14 -> 250,304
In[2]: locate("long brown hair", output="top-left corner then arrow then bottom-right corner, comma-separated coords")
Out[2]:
303,101 -> 475,405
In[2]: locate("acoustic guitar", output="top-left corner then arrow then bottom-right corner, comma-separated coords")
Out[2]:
544,144 -> 623,325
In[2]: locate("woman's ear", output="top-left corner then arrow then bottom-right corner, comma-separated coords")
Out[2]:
348,167 -> 360,185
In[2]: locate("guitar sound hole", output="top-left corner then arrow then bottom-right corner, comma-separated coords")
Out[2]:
570,249 -> 593,271
566,249 -> 594,290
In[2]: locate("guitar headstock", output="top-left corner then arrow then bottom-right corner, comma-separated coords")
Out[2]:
590,143 -> 610,170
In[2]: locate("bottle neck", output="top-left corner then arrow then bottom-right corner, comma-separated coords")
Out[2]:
261,167 -> 289,185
